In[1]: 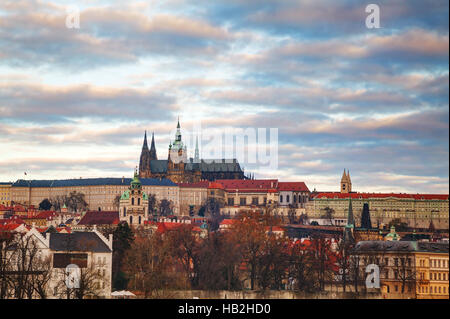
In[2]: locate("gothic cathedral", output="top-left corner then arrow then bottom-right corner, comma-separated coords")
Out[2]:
138,119 -> 246,183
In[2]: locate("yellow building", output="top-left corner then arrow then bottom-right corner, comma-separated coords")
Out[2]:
307,193 -> 449,230
178,181 -> 209,216
0,183 -> 12,206
10,177 -> 180,214
353,241 -> 449,299
416,249 -> 449,299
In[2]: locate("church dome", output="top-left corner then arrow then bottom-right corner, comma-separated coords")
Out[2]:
130,169 -> 142,189
120,190 -> 130,200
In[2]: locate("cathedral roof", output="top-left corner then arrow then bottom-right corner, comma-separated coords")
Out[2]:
150,160 -> 168,173
146,159 -> 244,174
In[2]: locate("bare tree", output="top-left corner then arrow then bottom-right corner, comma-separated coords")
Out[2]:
123,230 -> 187,298
159,199 -> 173,217
0,232 -> 52,299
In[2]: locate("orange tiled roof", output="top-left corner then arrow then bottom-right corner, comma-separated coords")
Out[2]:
277,182 -> 309,192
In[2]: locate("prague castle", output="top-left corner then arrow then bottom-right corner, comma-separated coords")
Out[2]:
138,119 -> 246,183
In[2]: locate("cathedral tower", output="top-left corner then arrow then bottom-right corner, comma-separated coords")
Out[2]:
149,132 -> 157,160
340,169 -> 352,193
139,131 -> 152,178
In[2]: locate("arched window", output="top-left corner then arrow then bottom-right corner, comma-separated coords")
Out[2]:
138,198 -> 140,205
132,198 -> 134,205
130,216 -> 133,224
123,207 -> 126,217
139,216 -> 141,224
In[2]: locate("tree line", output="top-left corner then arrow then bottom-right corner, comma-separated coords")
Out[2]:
110,210 -> 369,296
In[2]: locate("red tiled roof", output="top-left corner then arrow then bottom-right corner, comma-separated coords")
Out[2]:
77,211 -> 120,225
277,182 -> 309,192
11,205 -> 26,212
265,226 -> 285,232
35,210 -> 59,219
220,219 -> 236,226
0,223 -> 23,231
216,179 -> 279,192
313,192 -> 448,200
178,181 -> 210,188
157,222 -> 185,233
208,182 -> 224,189
0,216 -> 25,224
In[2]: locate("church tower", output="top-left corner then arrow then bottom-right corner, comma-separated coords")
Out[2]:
340,169 -> 352,193
119,169 -> 149,226
168,117 -> 188,164
149,132 -> 157,160
139,131 -> 152,178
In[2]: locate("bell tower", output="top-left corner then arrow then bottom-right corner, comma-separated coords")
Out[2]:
340,169 -> 352,193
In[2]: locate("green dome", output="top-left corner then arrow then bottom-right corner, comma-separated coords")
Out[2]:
130,169 -> 141,189
120,190 -> 130,200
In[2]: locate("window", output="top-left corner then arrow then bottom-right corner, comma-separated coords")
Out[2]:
280,195 -> 283,202
252,197 -> 259,205
240,197 -> 246,206
228,198 -> 234,206
53,253 -> 88,268
131,198 -> 134,205
286,195 -> 290,203
138,198 -> 140,205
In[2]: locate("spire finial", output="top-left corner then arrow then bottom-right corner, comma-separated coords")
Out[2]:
194,135 -> 199,161
142,131 -> 149,150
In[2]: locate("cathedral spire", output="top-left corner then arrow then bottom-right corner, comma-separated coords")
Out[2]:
150,132 -> 157,160
344,196 -> 355,243
194,135 -> 199,161
142,131 -> 149,150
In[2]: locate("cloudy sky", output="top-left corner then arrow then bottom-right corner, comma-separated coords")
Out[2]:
0,0 -> 448,193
